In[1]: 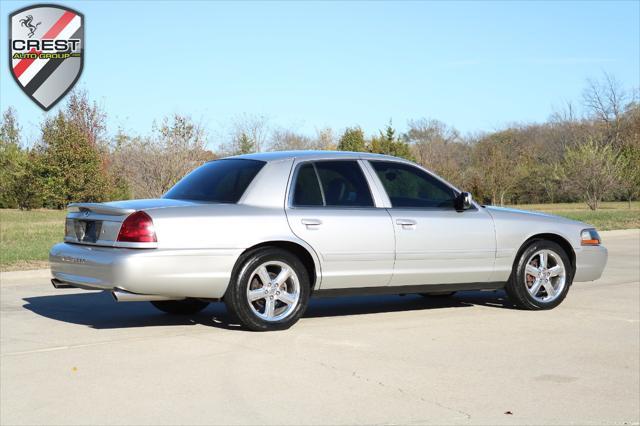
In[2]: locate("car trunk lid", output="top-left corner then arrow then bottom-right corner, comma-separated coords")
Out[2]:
65,199 -> 199,247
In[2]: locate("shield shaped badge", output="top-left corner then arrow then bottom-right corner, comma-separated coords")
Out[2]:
9,4 -> 84,111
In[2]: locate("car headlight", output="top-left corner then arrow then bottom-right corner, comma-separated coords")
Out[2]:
581,229 -> 601,246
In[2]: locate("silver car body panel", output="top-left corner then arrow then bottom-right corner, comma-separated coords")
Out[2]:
49,150 -> 608,299
386,207 -> 496,285
50,243 -> 242,298
285,159 -> 395,289
486,206 -> 607,282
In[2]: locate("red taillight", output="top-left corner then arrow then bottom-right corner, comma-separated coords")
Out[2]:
117,211 -> 157,243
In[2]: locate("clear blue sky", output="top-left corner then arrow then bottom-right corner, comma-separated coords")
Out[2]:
1,0 -> 639,148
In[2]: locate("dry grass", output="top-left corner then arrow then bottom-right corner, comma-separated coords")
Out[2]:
1,209 -> 65,271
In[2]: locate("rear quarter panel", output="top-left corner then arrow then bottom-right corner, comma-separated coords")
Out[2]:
147,157 -> 301,251
148,204 -> 297,250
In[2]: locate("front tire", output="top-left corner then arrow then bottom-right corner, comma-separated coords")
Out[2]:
150,299 -> 209,315
224,247 -> 310,331
506,240 -> 573,310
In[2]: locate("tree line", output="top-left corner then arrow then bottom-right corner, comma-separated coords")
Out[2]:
1,74 -> 638,210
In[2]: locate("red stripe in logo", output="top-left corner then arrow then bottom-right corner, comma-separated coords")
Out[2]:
42,11 -> 76,39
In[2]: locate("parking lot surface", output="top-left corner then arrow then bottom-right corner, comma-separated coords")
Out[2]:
1,230 -> 639,425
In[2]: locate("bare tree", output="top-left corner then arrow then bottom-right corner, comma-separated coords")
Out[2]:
113,114 -> 214,198
65,89 -> 107,148
549,100 -> 579,124
583,73 -> 629,147
313,127 -> 337,150
470,130 -> 531,205
407,118 -> 460,143
269,128 -> 313,151
406,118 -> 469,187
223,113 -> 270,155
268,126 -> 336,151
560,135 -> 625,210
406,119 -> 460,163
583,73 -> 626,123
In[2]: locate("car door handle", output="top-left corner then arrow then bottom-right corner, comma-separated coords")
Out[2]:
301,218 -> 322,228
396,218 -> 417,229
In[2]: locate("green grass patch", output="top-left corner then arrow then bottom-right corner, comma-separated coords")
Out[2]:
507,201 -> 640,231
1,209 -> 66,271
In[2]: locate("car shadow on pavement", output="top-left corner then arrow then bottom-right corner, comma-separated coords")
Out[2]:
304,290 -> 517,318
22,291 -> 234,330
22,289 -> 517,330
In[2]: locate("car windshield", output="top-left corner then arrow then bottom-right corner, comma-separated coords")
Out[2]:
163,159 -> 265,203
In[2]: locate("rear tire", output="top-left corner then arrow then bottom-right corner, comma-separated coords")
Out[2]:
224,247 -> 310,331
150,299 -> 209,315
506,240 -> 573,310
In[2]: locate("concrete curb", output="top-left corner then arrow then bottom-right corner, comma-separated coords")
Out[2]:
1,269 -> 50,283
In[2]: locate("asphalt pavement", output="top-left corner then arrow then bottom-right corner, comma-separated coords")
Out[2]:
1,229 -> 638,425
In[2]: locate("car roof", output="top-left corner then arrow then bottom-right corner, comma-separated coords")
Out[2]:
225,150 -> 409,163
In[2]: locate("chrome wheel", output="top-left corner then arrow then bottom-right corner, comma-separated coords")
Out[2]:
246,261 -> 301,322
524,249 -> 566,303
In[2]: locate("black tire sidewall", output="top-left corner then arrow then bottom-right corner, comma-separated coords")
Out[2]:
225,248 -> 310,331
509,240 -> 573,310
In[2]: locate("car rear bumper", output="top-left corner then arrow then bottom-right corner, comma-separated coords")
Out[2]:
49,243 -> 242,298
573,245 -> 608,282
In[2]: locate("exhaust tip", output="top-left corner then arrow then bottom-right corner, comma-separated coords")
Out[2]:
51,279 -> 75,289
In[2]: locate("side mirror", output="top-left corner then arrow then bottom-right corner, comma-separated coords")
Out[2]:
455,192 -> 473,211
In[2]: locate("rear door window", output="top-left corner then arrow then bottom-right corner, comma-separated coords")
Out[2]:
315,161 -> 374,207
292,160 -> 374,208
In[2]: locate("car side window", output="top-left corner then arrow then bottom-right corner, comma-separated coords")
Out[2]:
314,161 -> 374,207
292,163 -> 324,206
292,160 -> 374,207
371,161 -> 456,208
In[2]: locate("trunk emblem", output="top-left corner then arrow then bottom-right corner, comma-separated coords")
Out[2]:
60,256 -> 86,264
74,221 -> 86,240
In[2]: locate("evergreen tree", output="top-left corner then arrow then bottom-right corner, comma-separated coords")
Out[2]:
36,112 -> 110,208
0,107 -> 27,208
237,132 -> 256,154
369,120 -> 413,160
337,127 -> 366,152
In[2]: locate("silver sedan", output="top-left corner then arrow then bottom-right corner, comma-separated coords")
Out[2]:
50,151 -> 608,331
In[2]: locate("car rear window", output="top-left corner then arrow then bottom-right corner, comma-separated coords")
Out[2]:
163,159 -> 265,203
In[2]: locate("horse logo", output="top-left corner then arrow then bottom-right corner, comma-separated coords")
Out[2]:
19,15 -> 41,38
